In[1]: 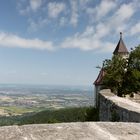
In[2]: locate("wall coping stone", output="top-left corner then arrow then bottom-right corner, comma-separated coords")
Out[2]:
0,122 -> 140,140
100,89 -> 140,113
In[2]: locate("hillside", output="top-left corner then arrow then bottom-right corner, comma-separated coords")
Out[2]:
0,107 -> 98,126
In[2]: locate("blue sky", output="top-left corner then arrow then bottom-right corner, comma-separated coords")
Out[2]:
0,0 -> 139,86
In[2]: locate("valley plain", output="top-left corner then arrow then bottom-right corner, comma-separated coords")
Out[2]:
0,85 -> 94,116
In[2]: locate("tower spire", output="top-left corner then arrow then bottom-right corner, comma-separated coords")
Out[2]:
120,32 -> 122,39
113,32 -> 129,57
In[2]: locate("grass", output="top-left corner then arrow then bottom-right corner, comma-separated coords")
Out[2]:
0,106 -> 35,115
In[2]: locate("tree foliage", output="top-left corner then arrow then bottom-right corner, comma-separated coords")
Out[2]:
0,107 -> 99,126
124,45 -> 140,93
102,45 -> 140,96
102,55 -> 127,96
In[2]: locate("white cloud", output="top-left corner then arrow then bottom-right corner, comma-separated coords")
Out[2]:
30,0 -> 42,11
19,6 -> 30,15
86,0 -> 116,22
28,18 -> 48,32
70,0 -> 79,26
61,25 -> 113,52
0,32 -> 54,51
61,36 -> 96,51
48,2 -> 66,18
95,1 -> 138,35
99,42 -> 115,53
107,1 -> 138,34
61,1 -> 139,52
61,34 -> 115,52
79,0 -> 91,7
17,0 -> 140,31
96,0 -> 116,19
16,0 -> 140,52
59,17 -> 67,26
130,22 -> 140,35
113,3 -> 135,23
28,19 -> 39,32
18,0 -> 43,15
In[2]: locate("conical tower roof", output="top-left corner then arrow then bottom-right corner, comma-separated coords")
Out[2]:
94,68 -> 105,85
113,32 -> 129,55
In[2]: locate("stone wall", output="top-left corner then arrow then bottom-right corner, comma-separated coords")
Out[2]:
0,122 -> 140,140
99,89 -> 140,122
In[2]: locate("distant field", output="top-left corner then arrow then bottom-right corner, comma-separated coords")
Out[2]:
0,106 -> 34,115
0,85 -> 95,126
0,85 -> 94,116
0,106 -> 52,116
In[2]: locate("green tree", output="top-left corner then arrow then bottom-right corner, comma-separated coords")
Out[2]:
123,45 -> 140,94
102,55 -> 128,96
102,45 -> 140,96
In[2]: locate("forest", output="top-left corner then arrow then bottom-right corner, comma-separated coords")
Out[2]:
0,107 -> 98,126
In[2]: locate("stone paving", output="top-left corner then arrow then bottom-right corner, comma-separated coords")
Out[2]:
0,122 -> 140,140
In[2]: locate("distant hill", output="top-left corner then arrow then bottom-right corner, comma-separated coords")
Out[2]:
0,107 -> 98,126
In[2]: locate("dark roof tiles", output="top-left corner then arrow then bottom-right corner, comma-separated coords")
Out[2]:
94,68 -> 105,85
113,33 -> 129,55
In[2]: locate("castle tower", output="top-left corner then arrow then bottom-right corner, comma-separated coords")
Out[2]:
113,32 -> 129,58
93,32 -> 129,107
94,68 -> 105,107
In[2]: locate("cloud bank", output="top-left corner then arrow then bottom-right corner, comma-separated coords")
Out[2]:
0,32 -> 54,51
13,0 -> 140,52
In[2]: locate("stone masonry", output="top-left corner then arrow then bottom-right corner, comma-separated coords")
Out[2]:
0,122 -> 140,140
99,89 -> 140,122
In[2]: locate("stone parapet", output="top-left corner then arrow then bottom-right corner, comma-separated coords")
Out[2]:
99,89 -> 140,122
0,122 -> 140,140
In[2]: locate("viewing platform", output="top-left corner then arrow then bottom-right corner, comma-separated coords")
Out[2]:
0,122 -> 140,140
